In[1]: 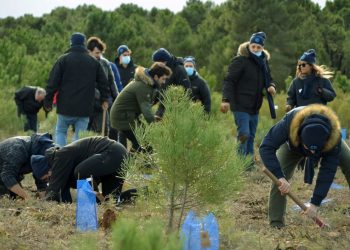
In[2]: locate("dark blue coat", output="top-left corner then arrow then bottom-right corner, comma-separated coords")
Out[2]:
287,76 -> 336,107
189,72 -> 211,113
259,105 -> 341,206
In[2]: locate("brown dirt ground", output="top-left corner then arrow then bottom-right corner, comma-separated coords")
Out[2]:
0,163 -> 349,249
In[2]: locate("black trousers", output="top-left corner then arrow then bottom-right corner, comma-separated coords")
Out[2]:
24,113 -> 37,132
74,141 -> 126,196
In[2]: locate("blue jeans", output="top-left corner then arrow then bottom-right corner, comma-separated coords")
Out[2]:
55,114 -> 89,146
233,111 -> 259,156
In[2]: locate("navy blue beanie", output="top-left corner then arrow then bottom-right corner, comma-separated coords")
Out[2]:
299,115 -> 331,152
184,56 -> 196,66
152,48 -> 172,62
299,49 -> 316,64
117,45 -> 130,57
31,155 -> 50,179
70,32 -> 86,47
250,32 -> 266,46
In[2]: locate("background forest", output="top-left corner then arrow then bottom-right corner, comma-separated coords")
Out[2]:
1,0 -> 350,249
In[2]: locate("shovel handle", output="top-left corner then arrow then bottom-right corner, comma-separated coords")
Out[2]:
262,167 -> 327,228
101,108 -> 107,136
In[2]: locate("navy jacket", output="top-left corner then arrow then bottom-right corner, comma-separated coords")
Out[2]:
287,76 -> 336,107
259,105 -> 341,206
189,72 -> 211,113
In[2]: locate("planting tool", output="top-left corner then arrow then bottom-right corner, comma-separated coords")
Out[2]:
262,167 -> 329,228
101,108 -> 107,136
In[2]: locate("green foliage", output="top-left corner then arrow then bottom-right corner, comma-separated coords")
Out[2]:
126,87 -> 247,230
1,0 -> 350,90
111,218 -> 181,250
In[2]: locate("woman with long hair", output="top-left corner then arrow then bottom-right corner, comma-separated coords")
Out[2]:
285,49 -> 336,112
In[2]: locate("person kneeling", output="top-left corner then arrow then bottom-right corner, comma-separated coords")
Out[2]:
31,136 -> 128,203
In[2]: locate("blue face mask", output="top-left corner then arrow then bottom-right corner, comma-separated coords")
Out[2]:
252,51 -> 262,57
121,55 -> 131,65
185,67 -> 194,76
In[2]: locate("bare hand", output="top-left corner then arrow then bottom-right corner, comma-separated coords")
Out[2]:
301,203 -> 318,219
102,101 -> 109,111
278,178 -> 290,195
267,86 -> 276,96
285,105 -> 292,112
220,102 -> 230,113
154,115 -> 162,122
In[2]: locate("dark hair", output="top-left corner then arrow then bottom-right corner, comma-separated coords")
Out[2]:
87,36 -> 106,52
148,62 -> 172,78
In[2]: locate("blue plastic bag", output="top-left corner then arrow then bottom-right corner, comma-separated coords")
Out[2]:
341,128 -> 347,140
181,210 -> 219,250
76,179 -> 98,231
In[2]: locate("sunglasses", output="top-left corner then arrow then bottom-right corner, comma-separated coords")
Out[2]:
298,63 -> 309,68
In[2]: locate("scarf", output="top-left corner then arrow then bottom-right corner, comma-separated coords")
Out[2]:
250,52 -> 276,119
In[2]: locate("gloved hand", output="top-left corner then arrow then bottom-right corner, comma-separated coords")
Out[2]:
278,177 -> 291,195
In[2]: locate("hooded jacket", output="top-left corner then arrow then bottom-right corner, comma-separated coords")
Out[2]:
110,67 -> 159,131
0,133 -> 54,192
259,104 -> 341,206
222,42 -> 274,115
155,56 -> 191,117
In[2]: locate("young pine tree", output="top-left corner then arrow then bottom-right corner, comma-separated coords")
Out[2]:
126,86 -> 248,231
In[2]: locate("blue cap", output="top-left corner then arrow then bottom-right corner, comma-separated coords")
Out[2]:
152,48 -> 172,62
299,49 -> 316,64
117,45 -> 130,57
31,155 -> 50,179
184,56 -> 196,66
70,32 -> 86,47
249,32 -> 266,46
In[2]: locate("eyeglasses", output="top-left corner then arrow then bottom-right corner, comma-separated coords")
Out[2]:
298,63 -> 309,68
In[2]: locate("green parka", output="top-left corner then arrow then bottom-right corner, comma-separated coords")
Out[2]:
110,66 -> 158,131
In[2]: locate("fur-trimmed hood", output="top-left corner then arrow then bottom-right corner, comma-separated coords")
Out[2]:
134,66 -> 154,86
237,42 -> 270,60
289,104 -> 341,152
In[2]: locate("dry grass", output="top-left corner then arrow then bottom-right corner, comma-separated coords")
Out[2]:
0,163 -> 349,249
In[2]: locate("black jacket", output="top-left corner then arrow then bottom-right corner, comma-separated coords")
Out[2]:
287,76 -> 336,108
47,137 -> 116,193
14,86 -> 43,115
156,56 -> 191,117
44,46 -> 109,117
189,72 -> 211,113
222,42 -> 274,115
259,105 -> 341,206
116,59 -> 136,88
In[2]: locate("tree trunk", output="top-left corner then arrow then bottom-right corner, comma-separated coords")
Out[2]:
177,182 -> 189,231
167,181 -> 176,233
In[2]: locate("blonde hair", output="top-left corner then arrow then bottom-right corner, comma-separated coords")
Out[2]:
296,61 -> 334,79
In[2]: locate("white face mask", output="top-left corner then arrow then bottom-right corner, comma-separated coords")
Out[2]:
252,51 -> 262,57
